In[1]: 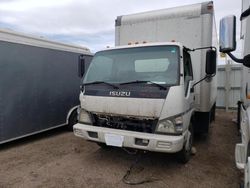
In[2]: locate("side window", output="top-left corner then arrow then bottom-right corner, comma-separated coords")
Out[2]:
183,51 -> 193,95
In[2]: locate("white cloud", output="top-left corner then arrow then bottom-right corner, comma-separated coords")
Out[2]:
0,0 -> 72,11
0,0 -> 242,52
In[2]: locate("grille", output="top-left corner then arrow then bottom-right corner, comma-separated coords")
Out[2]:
92,114 -> 158,133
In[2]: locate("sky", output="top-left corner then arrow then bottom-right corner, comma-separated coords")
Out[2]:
0,0 -> 242,58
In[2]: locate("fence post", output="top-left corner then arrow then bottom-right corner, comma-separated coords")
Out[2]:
225,59 -> 232,112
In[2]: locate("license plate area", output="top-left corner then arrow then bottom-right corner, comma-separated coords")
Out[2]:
104,133 -> 124,147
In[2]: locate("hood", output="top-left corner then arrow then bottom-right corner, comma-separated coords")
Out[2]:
80,93 -> 166,118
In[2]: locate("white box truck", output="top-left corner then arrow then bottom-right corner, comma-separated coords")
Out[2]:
0,29 -> 92,144
74,1 -> 217,163
219,0 -> 250,187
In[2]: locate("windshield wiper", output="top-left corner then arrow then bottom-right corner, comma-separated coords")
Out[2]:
120,80 -> 167,90
82,81 -> 119,89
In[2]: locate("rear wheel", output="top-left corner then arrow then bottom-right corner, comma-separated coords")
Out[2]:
210,103 -> 216,122
67,110 -> 78,131
239,182 -> 244,188
177,123 -> 193,163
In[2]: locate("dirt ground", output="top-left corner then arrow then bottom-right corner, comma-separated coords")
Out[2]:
0,109 -> 241,188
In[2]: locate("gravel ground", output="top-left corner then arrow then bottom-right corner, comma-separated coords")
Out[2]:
0,109 -> 241,188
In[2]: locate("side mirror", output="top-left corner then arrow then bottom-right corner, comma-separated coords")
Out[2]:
192,49 -> 217,89
78,55 -> 85,78
243,54 -> 250,68
206,49 -> 217,75
220,15 -> 250,67
219,15 -> 236,53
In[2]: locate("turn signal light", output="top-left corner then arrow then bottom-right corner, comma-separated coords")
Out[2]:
207,2 -> 213,10
247,94 -> 250,99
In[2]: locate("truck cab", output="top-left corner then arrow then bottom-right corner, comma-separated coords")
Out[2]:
74,42 -> 215,163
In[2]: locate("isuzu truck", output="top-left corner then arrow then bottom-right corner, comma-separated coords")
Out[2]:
74,1 -> 217,163
219,0 -> 250,187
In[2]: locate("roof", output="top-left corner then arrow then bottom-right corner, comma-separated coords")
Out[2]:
99,42 -> 182,52
116,1 -> 214,26
0,28 -> 91,54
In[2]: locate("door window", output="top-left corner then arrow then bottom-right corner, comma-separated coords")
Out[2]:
183,50 -> 193,95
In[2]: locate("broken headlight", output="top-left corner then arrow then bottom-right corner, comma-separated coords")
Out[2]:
78,108 -> 92,124
156,116 -> 183,134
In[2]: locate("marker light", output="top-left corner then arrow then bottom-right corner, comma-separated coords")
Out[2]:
207,2 -> 213,10
135,42 -> 139,44
247,94 -> 250,100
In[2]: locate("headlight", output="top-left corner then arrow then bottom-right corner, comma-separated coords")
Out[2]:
157,120 -> 175,133
78,108 -> 92,124
156,116 -> 183,134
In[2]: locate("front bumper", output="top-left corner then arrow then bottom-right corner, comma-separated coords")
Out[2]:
73,123 -> 186,153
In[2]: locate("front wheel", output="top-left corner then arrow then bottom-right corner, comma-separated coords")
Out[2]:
177,123 -> 193,164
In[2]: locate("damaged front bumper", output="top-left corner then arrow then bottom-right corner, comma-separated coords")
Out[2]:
73,123 -> 187,153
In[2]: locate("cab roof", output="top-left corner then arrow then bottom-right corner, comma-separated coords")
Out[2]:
100,42 -> 183,52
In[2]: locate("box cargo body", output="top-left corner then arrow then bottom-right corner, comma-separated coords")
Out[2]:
0,29 -> 92,144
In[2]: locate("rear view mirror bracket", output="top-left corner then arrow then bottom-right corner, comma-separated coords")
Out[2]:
192,74 -> 215,90
78,55 -> 85,78
184,46 -> 217,89
227,52 -> 250,68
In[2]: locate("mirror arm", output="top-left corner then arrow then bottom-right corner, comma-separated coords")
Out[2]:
184,46 -> 217,52
192,74 -> 215,89
240,7 -> 250,21
227,52 -> 244,64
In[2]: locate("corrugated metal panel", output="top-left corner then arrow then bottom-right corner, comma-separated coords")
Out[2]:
216,61 -> 242,109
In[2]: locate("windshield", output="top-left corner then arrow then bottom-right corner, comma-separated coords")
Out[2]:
83,45 -> 180,85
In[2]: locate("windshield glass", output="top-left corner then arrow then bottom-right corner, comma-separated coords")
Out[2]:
83,46 -> 179,85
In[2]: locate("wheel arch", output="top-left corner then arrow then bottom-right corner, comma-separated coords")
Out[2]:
66,105 -> 79,124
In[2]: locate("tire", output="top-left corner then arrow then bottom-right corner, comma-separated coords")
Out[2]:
67,110 -> 78,131
210,104 -> 216,122
239,181 -> 244,188
177,123 -> 194,164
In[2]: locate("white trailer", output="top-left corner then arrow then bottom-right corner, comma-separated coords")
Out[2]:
74,1 -> 217,163
0,29 -> 92,144
219,0 -> 250,187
